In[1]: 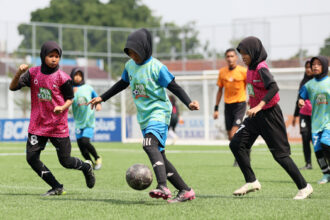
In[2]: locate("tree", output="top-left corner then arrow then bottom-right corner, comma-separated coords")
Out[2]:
320,35 -> 330,56
17,0 -> 204,77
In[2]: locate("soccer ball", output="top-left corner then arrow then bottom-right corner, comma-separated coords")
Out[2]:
126,164 -> 153,190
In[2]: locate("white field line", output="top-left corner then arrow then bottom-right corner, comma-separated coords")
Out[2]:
0,147 -> 304,156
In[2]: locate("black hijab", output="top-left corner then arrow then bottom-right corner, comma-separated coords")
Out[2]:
310,56 -> 329,80
70,67 -> 85,86
40,41 -> 62,74
124,28 -> 152,64
236,36 -> 267,70
298,60 -> 313,90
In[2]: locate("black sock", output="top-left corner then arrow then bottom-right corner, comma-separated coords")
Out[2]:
301,132 -> 312,164
229,141 -> 256,182
143,133 -> 167,187
26,151 -> 62,188
274,156 -> 307,189
77,138 -> 93,162
161,151 -> 190,191
79,137 -> 99,161
315,149 -> 330,175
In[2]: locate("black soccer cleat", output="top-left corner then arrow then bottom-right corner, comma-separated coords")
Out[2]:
41,185 -> 66,196
83,160 -> 95,188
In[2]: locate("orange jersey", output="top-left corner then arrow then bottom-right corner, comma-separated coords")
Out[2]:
217,65 -> 247,104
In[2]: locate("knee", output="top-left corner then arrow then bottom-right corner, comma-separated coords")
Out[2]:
229,137 -> 240,153
59,157 -> 72,168
26,152 -> 37,165
143,134 -> 159,152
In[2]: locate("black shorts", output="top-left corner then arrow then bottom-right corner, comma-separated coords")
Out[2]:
231,104 -> 291,158
224,101 -> 246,130
299,114 -> 311,135
27,133 -> 72,158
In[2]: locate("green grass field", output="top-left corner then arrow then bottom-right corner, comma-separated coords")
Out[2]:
0,142 -> 329,220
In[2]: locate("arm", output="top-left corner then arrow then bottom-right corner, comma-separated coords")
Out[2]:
54,99 -> 73,114
166,80 -> 199,110
100,79 -> 129,102
297,85 -> 309,109
213,87 -> 223,119
247,68 -> 278,117
9,64 -> 29,91
54,80 -> 74,114
88,79 -> 129,109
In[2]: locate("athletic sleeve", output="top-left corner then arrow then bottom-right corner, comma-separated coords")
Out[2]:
121,68 -> 129,83
158,65 -> 174,88
299,85 -> 309,100
258,68 -> 276,89
167,79 -> 192,108
262,82 -> 279,103
12,71 -> 31,91
100,79 -> 129,102
60,80 -> 74,100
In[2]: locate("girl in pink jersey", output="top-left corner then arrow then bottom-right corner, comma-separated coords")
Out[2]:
229,36 -> 312,200
9,41 -> 95,196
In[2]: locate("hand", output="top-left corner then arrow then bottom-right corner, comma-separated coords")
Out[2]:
298,99 -> 305,108
189,100 -> 200,111
95,103 -> 102,111
246,105 -> 262,117
17,64 -> 29,75
292,116 -> 299,127
213,111 -> 219,119
54,106 -> 64,115
88,97 -> 103,110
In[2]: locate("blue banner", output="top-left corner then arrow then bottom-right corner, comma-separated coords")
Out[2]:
0,117 -> 121,142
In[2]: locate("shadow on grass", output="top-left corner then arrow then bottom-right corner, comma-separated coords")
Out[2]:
41,197 -> 165,206
0,193 -> 40,197
259,179 -> 293,184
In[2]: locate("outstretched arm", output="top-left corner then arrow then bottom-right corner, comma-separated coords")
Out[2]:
9,64 -> 29,91
167,79 -> 199,111
88,79 -> 129,109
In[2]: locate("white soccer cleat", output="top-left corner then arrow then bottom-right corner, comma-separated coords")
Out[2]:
233,180 -> 261,196
293,183 -> 313,200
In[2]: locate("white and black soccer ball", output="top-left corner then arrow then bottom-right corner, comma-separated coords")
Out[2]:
126,164 -> 153,190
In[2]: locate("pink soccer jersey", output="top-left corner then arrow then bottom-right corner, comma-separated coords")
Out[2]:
28,66 -> 71,137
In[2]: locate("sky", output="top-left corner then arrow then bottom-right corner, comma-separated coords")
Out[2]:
0,0 -> 329,59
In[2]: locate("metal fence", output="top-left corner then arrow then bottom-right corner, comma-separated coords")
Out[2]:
0,12 -> 329,79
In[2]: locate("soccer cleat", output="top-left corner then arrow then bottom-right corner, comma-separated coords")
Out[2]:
293,183 -> 313,200
94,157 -> 102,170
233,180 -> 261,196
167,188 -> 195,203
318,174 -> 330,184
41,185 -> 66,196
149,185 -> 172,200
300,163 -> 312,170
83,160 -> 95,188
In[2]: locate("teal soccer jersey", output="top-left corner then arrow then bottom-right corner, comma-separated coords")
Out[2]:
122,57 -> 174,129
300,76 -> 330,133
72,84 -> 98,129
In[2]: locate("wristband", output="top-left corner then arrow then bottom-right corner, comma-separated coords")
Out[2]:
214,105 -> 219,111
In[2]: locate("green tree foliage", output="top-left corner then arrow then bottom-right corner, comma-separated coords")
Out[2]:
17,0 -> 204,77
320,35 -> 330,56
